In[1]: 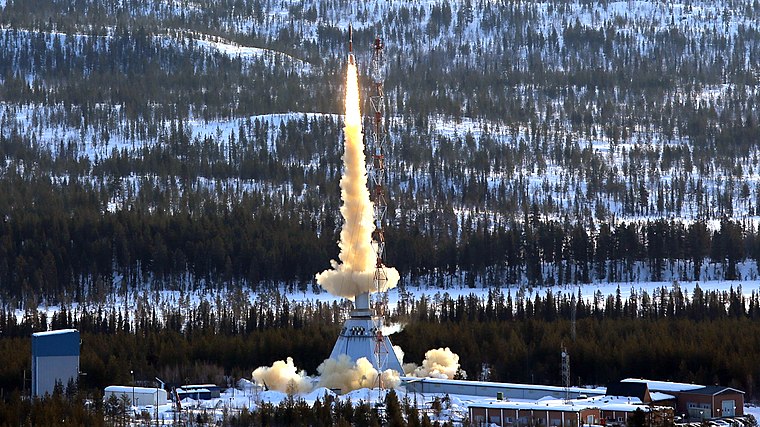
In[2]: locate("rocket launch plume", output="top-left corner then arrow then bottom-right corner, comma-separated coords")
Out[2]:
252,357 -> 314,394
316,53 -> 400,298
317,355 -> 401,394
404,347 -> 464,380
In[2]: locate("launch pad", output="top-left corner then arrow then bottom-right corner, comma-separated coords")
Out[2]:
329,291 -> 403,374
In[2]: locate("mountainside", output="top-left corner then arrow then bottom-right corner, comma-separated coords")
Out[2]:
1,0 -> 760,302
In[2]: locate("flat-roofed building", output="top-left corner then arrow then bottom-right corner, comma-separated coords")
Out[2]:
31,329 -> 80,397
104,386 -> 168,407
468,399 -> 601,427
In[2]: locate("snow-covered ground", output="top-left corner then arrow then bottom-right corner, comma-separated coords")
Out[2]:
136,380 -> 760,426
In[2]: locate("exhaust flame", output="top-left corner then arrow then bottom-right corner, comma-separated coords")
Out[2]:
316,56 -> 400,298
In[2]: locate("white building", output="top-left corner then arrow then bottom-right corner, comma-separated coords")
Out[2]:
104,386 -> 168,407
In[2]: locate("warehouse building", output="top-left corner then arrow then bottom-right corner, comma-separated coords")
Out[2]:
469,399 -> 602,427
176,384 -> 222,400
31,329 -> 80,397
401,377 -> 604,400
104,386 -> 168,407
621,379 -> 744,419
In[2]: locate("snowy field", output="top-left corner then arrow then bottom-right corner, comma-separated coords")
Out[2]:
136,380 -> 760,426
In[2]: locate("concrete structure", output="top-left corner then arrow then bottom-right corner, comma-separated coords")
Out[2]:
104,386 -> 168,406
401,377 -> 605,400
31,329 -> 80,397
329,292 -> 403,374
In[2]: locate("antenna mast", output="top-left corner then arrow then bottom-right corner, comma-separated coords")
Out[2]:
561,344 -> 571,402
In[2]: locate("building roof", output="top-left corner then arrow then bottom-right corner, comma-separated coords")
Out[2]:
681,386 -> 745,396
105,386 -> 166,394
469,395 -> 660,414
178,388 -> 210,394
621,378 -> 703,393
470,398 -> 598,412
606,381 -> 651,402
181,384 -> 220,390
584,395 -> 658,413
650,392 -> 677,402
401,377 -> 605,396
32,329 -> 78,337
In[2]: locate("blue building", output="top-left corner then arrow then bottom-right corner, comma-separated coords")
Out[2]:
31,329 -> 80,397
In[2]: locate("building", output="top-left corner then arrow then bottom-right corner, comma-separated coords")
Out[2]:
176,384 -> 222,400
676,386 -> 744,419
469,399 -> 601,427
621,379 -> 744,420
104,386 -> 168,407
605,381 -> 676,407
31,329 -> 80,397
401,377 -> 605,400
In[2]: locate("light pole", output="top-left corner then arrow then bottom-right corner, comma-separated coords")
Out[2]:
155,377 -> 165,427
130,370 -> 135,408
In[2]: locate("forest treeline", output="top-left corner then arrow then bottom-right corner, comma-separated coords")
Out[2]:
1,160 -> 759,301
2,0 -> 760,302
0,383 -> 449,427
0,285 -> 759,400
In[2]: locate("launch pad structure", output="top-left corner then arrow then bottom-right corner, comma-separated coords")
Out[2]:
328,28 -> 403,378
328,291 -> 403,374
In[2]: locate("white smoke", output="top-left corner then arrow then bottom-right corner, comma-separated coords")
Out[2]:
404,347 -> 463,380
316,57 -> 400,299
381,322 -> 406,336
393,345 -> 405,365
317,354 -> 401,393
251,357 -> 314,394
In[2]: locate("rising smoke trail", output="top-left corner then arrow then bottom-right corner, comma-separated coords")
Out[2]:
316,56 -> 399,299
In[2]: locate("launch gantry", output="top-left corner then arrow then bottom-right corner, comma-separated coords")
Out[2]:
368,35 -> 389,319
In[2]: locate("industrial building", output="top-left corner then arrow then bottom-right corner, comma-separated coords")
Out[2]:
31,329 -> 80,397
413,377 -> 740,425
401,377 -> 605,400
621,379 -> 744,419
104,386 -> 168,406
176,384 -> 222,400
469,399 -> 602,427
467,391 -> 675,426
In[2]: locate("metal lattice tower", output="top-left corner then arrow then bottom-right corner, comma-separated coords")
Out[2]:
368,36 -> 389,318
561,344 -> 571,402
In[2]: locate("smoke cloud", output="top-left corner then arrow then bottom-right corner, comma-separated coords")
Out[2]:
315,57 -> 400,299
404,347 -> 463,380
381,322 -> 406,336
251,357 -> 314,394
317,354 -> 401,393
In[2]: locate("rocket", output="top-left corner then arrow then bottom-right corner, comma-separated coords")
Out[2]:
348,23 -> 355,65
